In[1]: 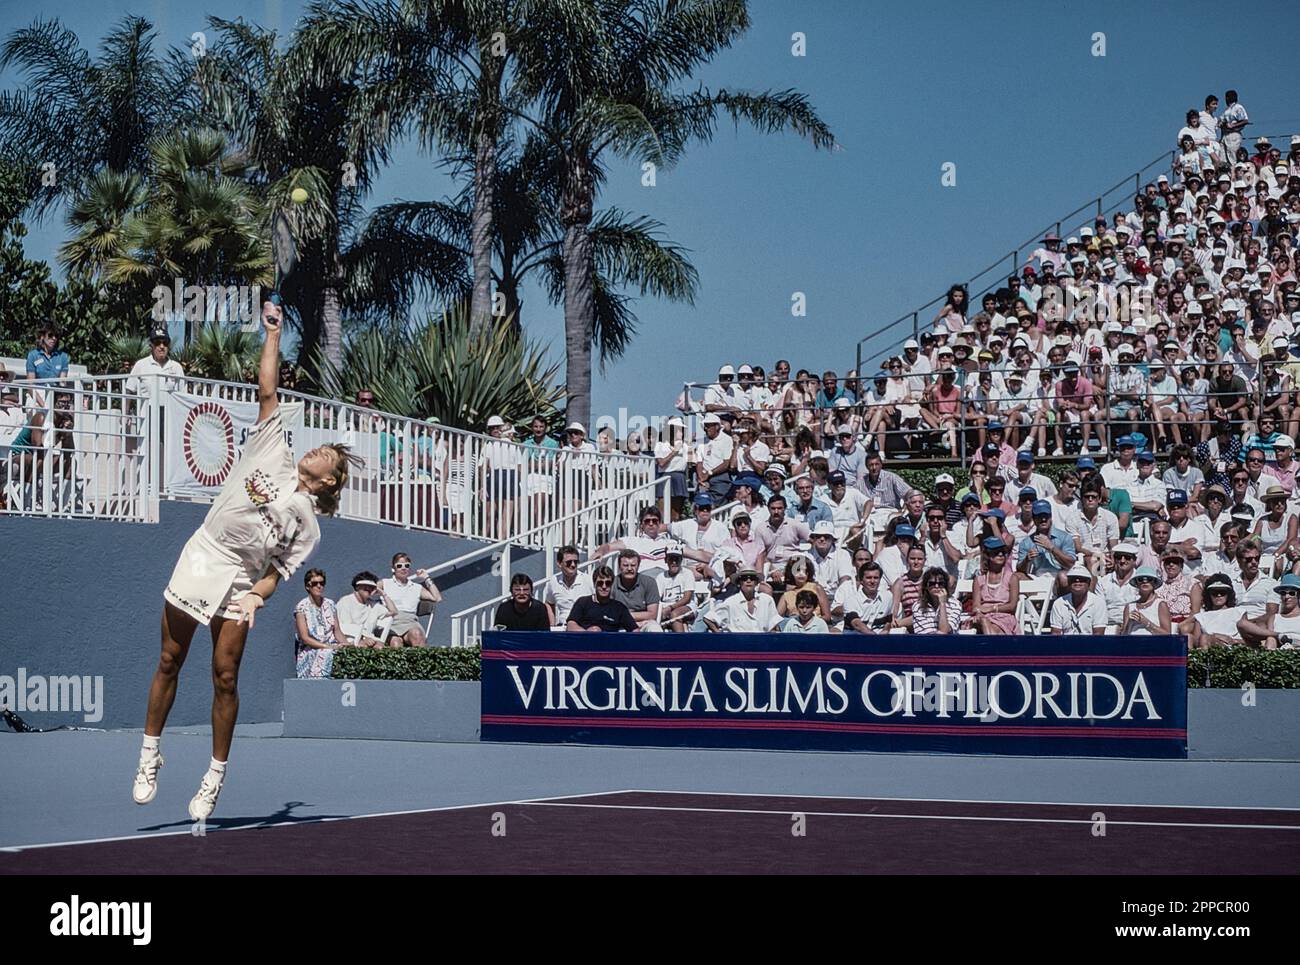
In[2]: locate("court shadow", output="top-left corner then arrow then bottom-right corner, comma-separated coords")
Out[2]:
136,801 -> 351,832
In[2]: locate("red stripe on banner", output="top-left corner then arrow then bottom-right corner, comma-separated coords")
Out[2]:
481,650 -> 1185,667
480,714 -> 1183,738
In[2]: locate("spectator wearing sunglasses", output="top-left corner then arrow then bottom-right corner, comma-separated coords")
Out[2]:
381,552 -> 441,647
537,545 -> 593,627
1237,574 -> 1300,649
294,569 -> 345,678
566,565 -> 639,632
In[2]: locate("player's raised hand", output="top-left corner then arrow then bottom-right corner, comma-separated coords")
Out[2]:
263,300 -> 284,334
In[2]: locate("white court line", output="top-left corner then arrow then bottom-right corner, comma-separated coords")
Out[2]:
0,788 -> 633,854
519,801 -> 1300,832
614,788 -> 1300,812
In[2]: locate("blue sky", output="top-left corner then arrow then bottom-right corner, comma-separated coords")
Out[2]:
6,0 -> 1300,423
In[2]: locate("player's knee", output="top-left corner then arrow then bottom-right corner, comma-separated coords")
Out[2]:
212,665 -> 240,695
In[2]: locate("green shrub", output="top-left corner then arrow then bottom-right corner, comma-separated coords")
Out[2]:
331,646 -> 481,681
1187,647 -> 1300,689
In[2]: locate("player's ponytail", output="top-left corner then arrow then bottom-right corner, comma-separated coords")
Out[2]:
317,445 -> 363,516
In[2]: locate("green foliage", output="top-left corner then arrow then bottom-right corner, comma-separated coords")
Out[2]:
174,322 -> 262,382
0,162 -> 134,371
315,304 -> 564,430
1187,647 -> 1300,689
331,645 -> 481,681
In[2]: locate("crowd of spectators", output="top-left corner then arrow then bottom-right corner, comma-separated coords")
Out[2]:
502,95 -> 1300,646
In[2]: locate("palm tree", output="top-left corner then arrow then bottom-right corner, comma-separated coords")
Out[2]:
194,14 -> 428,373
357,135 -> 698,348
296,0 -> 562,333
59,129 -> 272,343
514,0 -> 836,428
0,16 -> 195,219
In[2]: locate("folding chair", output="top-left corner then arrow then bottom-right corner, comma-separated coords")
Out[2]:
1015,576 -> 1054,634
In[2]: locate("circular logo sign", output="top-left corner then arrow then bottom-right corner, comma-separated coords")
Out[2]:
182,401 -> 236,487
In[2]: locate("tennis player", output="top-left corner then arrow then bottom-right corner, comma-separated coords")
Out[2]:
133,299 -> 357,819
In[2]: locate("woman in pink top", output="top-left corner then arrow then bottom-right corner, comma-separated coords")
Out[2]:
971,537 -> 1021,635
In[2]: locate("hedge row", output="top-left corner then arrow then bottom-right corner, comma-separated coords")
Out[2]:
894,459 -> 1078,494
331,646 -> 481,681
328,643 -> 1300,688
1186,646 -> 1300,689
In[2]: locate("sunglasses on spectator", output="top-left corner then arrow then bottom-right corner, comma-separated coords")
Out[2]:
394,562 -> 412,569
594,578 -> 614,586
1281,589 -> 1299,597
561,558 -> 579,567
308,580 -> 325,587
1163,558 -> 1184,565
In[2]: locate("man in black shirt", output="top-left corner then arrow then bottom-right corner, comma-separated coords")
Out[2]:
493,573 -> 550,631
566,565 -> 638,632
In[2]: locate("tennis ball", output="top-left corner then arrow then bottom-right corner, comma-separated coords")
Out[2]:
290,187 -> 309,204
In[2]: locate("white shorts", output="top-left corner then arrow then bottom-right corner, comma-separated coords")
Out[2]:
164,527 -> 257,625
527,473 -> 555,495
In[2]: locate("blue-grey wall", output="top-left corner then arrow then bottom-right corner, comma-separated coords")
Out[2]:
0,505 -> 542,729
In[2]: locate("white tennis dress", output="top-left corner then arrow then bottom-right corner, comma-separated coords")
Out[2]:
164,407 -> 320,624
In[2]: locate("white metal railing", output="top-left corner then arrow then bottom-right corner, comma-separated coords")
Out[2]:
445,475 -> 671,648
0,377 -> 156,522
2,374 -> 656,549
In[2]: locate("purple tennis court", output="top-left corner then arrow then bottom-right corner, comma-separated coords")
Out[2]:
5,790 -> 1297,875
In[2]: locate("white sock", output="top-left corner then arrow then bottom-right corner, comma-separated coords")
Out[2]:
141,735 -> 161,756
208,757 -> 227,778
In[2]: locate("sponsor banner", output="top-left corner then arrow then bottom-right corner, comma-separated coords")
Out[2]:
481,632 -> 1187,758
164,395 -> 302,496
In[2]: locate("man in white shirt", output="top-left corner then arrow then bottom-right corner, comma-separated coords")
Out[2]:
126,328 -> 185,402
1049,566 -> 1109,635
834,562 -> 894,631
1075,481 -> 1119,577
599,506 -> 676,574
335,572 -> 395,646
806,521 -> 855,596
537,544 -> 594,626
702,365 -> 744,413
731,419 -> 770,475
656,544 -> 699,631
1220,89 -> 1249,160
695,413 -> 734,504
670,495 -> 730,559
1098,543 -> 1140,624
824,470 -> 869,544
705,568 -> 779,632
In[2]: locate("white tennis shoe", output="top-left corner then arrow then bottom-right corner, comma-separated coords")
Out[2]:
188,770 -> 224,821
132,752 -> 163,805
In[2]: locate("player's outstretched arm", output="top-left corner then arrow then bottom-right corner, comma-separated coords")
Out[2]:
258,300 -> 283,423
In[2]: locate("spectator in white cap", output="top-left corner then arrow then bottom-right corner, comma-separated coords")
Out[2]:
806,520 -> 855,596
1099,542 -> 1140,624
695,412 -> 734,504
703,364 -> 744,414
654,415 -> 690,520
481,415 -> 520,538
560,420 -> 596,512
1049,566 -> 1109,635
828,421 -> 867,490
901,339 -> 931,396
670,493 -> 730,560
657,543 -> 699,632
1266,434 -> 1298,496
1146,358 -> 1185,451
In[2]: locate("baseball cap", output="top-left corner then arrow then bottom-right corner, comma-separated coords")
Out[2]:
737,363 -> 753,374
982,536 -> 1007,552
828,470 -> 847,485
894,524 -> 917,539
1113,542 -> 1138,557
701,413 -> 721,425
982,443 -> 1000,457
1166,489 -> 1188,506
486,415 -> 506,428
148,327 -> 171,343
765,464 -> 788,478
903,338 -> 919,349
979,508 -> 1006,520
1076,456 -> 1096,470
566,421 -> 586,434
692,493 -> 714,507
1016,451 -> 1034,464
1275,435 -> 1295,449
1031,499 -> 1052,516
730,511 -> 751,526
811,521 -> 836,538
1137,450 -> 1155,463
988,421 -> 1004,432
718,364 -> 736,376
664,542 -> 685,558
1018,486 -> 1038,502
961,492 -> 980,506
935,473 -> 955,485
1117,435 -> 1135,449
1133,567 -> 1162,586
